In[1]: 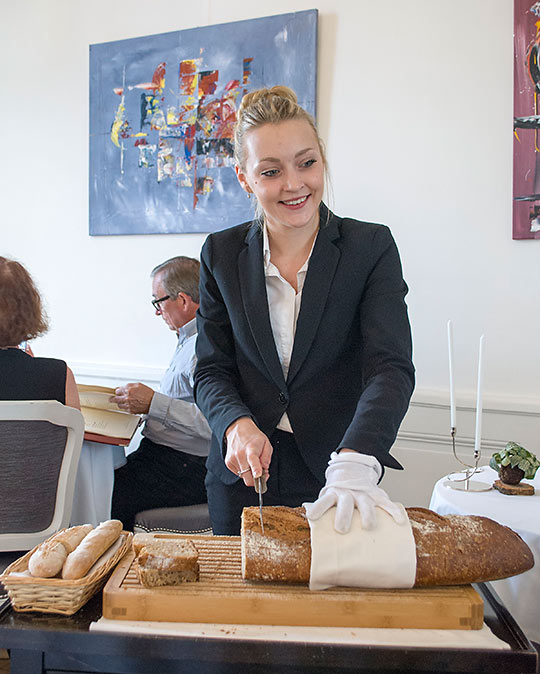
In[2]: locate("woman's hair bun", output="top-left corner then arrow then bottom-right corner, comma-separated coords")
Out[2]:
238,85 -> 298,118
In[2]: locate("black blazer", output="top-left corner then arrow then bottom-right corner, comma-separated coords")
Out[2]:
194,206 -> 415,485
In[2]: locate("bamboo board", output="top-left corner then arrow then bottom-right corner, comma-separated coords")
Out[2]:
102,534 -> 483,629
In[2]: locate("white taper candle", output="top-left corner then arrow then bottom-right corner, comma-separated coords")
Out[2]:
474,335 -> 485,456
447,320 -> 456,429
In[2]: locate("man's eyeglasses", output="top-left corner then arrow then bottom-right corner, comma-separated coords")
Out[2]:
151,295 -> 170,313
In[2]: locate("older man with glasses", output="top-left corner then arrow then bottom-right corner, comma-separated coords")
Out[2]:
110,256 -> 211,530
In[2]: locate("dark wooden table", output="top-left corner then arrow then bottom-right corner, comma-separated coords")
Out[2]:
0,583 -> 537,674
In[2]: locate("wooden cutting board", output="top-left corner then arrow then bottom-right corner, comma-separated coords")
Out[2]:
102,534 -> 483,629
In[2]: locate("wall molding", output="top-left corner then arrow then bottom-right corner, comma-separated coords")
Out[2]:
71,360 -> 540,428
396,430 -> 505,452
72,361 -> 165,387
409,388 -> 540,415
72,360 -> 540,507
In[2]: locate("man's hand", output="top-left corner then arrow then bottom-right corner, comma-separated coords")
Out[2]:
224,417 -> 272,487
304,451 -> 406,533
110,383 -> 155,414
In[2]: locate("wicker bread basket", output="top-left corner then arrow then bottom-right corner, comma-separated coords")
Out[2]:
0,530 -> 132,615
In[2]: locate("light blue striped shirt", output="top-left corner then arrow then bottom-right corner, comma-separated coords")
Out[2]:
142,318 -> 211,457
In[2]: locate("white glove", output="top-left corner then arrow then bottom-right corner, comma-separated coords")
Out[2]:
304,451 -> 406,534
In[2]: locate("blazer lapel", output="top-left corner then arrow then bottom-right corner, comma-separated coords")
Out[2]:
287,211 -> 341,385
238,225 -> 287,390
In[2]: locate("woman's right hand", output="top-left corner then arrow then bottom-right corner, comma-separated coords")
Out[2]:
225,417 -> 272,487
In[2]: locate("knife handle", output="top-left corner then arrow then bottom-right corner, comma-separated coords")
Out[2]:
254,474 -> 267,495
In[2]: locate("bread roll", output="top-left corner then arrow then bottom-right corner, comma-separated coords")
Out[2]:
241,506 -> 534,586
27,524 -> 94,578
54,523 -> 93,553
28,540 -> 69,578
62,520 -> 123,580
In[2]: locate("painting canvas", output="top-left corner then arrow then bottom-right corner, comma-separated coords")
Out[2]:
89,10 -> 318,236
513,0 -> 540,239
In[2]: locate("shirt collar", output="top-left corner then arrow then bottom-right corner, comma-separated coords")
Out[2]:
176,317 -> 197,344
263,224 -> 272,271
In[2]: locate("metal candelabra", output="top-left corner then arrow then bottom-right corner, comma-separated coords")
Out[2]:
444,427 -> 491,492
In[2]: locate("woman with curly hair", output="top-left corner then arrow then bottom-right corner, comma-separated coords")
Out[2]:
0,256 -> 79,408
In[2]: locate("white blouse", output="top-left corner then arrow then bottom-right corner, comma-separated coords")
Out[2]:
263,225 -> 315,433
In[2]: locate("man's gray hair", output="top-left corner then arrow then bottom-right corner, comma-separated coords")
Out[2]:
151,256 -> 200,303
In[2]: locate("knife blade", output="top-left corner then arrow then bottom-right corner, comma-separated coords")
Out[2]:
253,474 -> 267,534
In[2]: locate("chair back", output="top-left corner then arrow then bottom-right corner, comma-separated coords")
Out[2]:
0,400 -> 84,551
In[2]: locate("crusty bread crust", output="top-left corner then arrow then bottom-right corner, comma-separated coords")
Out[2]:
137,539 -> 199,572
408,507 -> 534,586
241,506 -> 311,583
241,506 -> 534,586
132,533 -> 158,557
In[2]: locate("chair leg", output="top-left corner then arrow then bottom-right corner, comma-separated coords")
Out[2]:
530,641 -> 540,674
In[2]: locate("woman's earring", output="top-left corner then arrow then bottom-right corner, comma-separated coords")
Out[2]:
247,192 -> 251,199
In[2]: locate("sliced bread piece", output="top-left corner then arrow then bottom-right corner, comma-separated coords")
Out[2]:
136,538 -> 199,587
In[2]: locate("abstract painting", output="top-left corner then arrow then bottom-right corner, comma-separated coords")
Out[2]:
513,0 -> 540,239
89,10 -> 318,235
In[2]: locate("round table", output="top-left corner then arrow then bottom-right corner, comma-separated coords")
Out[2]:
429,465 -> 540,643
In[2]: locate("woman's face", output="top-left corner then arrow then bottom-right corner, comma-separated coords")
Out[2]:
236,119 -> 324,236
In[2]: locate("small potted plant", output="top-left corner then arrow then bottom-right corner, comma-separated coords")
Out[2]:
490,442 -> 540,485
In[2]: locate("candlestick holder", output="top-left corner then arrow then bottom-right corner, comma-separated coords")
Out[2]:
443,426 -> 492,492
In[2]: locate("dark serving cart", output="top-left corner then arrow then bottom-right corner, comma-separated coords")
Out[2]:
0,583 -> 537,674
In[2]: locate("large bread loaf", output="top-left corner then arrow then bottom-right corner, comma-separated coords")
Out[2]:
241,506 -> 534,586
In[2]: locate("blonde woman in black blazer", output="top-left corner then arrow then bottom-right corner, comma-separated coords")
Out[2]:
194,87 -> 415,535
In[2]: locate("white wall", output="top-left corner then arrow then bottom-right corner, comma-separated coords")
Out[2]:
2,0 -> 539,505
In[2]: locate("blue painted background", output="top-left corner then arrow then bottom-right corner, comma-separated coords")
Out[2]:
89,10 -> 317,236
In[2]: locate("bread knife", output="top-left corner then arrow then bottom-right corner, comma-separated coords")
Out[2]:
253,474 -> 267,534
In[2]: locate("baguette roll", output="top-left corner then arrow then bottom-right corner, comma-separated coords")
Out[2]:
27,524 -> 94,578
62,519 -> 123,580
54,523 -> 93,553
28,540 -> 68,578
241,506 -> 534,587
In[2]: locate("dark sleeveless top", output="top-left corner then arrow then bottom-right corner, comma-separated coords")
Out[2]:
0,348 -> 67,403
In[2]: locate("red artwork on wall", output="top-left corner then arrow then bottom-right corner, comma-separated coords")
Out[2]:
513,0 -> 540,239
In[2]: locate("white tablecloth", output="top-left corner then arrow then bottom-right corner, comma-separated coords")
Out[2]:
70,440 -> 126,526
429,465 -> 540,643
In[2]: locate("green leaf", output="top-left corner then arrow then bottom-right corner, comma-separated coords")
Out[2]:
489,457 -> 499,471
527,465 -> 540,479
518,460 -> 530,472
501,457 -> 511,466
